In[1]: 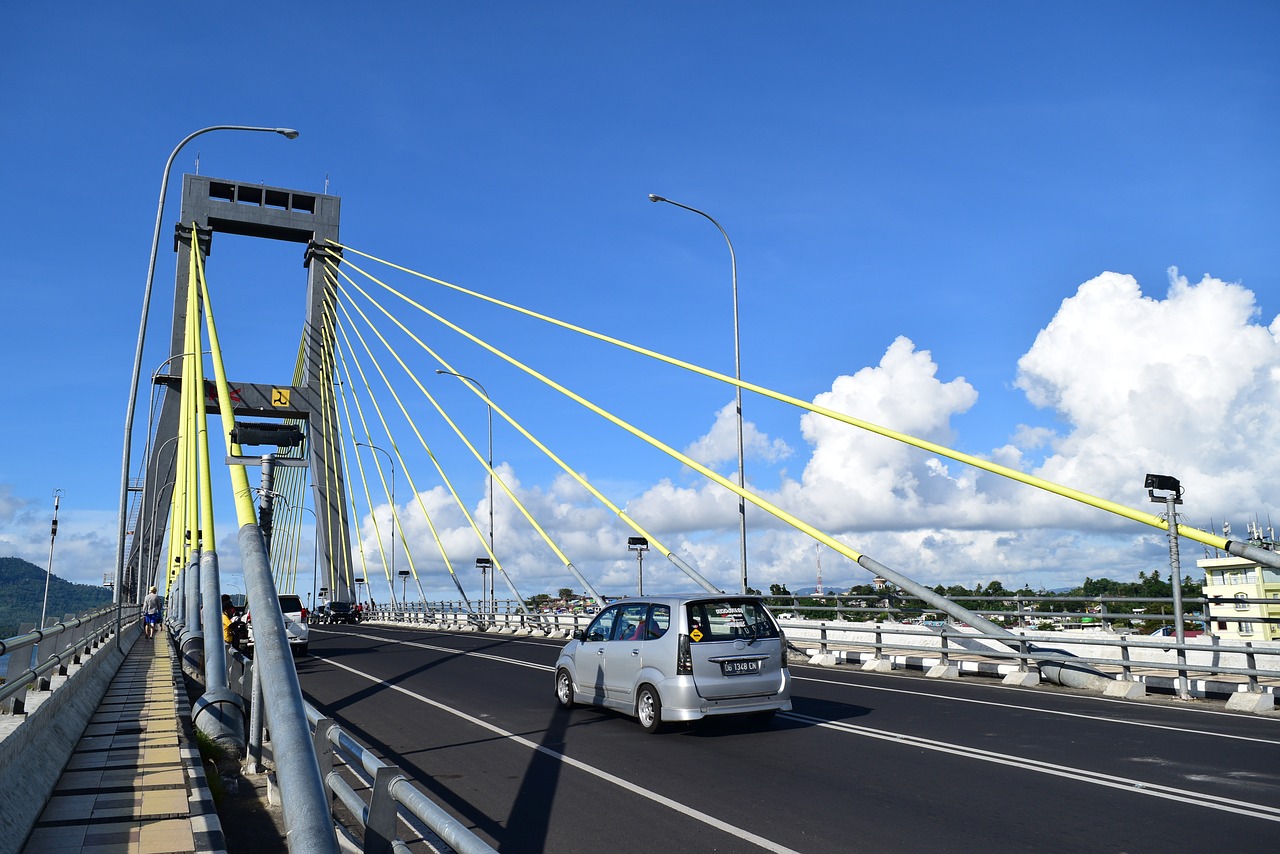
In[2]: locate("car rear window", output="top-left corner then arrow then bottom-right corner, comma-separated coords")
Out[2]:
278,595 -> 304,614
685,599 -> 779,642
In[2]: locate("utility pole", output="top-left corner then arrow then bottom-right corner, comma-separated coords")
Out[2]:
39,489 -> 63,629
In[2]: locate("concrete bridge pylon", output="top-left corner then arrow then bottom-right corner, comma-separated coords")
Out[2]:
127,174 -> 355,604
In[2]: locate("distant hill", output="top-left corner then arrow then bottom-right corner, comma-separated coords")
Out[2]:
0,557 -> 114,638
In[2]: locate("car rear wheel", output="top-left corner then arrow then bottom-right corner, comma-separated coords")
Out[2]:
637,685 -> 663,733
555,669 -> 576,708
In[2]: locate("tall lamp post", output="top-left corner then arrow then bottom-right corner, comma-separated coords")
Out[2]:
298,505 -> 320,618
1146,473 -> 1189,700
435,370 -> 495,579
140,351 -> 208,601
114,125 -> 298,615
476,558 -> 492,617
628,536 -> 649,596
648,194 -> 747,594
356,442 -> 396,603
39,489 -> 64,630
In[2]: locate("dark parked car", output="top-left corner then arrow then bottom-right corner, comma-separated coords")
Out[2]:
327,601 -> 359,624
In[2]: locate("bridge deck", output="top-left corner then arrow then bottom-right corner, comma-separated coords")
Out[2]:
22,630 -> 223,853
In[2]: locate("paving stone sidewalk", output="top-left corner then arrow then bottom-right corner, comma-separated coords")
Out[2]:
22,631 -> 225,854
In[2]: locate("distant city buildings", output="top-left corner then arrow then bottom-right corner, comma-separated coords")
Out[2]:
1198,556 -> 1280,641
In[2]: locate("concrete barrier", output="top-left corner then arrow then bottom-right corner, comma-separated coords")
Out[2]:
0,624 -> 137,845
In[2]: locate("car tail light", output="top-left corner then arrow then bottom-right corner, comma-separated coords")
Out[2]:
779,630 -> 790,670
300,607 -> 308,624
677,633 -> 692,675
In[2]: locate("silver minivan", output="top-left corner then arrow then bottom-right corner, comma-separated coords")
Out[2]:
554,595 -> 791,732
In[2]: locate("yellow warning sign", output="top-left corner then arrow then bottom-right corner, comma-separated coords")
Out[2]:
272,388 -> 291,407
690,628 -> 703,642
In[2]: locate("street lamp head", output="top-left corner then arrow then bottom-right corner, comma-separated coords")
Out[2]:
275,128 -> 301,140
647,194 -> 666,203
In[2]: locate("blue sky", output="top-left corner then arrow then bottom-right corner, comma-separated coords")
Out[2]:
2,3 -> 1278,601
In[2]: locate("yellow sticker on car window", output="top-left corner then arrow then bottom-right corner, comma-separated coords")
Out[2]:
690,628 -> 704,642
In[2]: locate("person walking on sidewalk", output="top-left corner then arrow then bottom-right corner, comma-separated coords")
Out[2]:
142,586 -> 163,639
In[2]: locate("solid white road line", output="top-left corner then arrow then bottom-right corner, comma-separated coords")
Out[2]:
320,656 -> 803,854
782,710 -> 1280,824
794,673 -> 1280,745
318,628 -> 1280,825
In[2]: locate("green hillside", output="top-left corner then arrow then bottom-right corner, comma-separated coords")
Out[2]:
0,556 -> 114,638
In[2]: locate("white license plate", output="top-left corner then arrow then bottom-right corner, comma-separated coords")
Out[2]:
721,659 -> 762,676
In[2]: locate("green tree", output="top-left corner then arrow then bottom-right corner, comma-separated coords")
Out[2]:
769,583 -> 791,596
557,587 -> 575,601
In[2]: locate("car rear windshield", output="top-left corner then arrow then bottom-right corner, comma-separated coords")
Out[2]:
278,595 -> 304,614
685,598 -> 779,641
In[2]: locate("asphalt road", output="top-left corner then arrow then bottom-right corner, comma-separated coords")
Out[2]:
296,623 -> 1279,853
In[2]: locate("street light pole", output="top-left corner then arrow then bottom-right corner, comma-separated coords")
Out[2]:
628,537 -> 649,597
648,194 -> 747,594
39,489 -> 63,630
1146,473 -> 1189,700
298,505 -> 319,619
114,125 -> 298,616
140,351 -> 208,602
356,442 -> 396,603
435,370 -> 495,609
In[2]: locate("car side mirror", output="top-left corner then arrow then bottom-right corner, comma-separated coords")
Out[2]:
573,629 -> 586,641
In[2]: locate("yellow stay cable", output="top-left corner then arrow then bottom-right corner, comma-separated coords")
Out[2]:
330,265 -> 664,597
194,231 -> 256,530
328,263 -> 719,590
332,257 -> 868,568
325,311 -> 396,601
333,270 -> 583,576
320,303 -> 367,598
333,242 -> 1230,554
329,314 -> 426,592
327,279 -> 510,606
329,310 -> 470,604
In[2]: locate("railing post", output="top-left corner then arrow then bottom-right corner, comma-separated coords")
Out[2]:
818,623 -> 829,656
939,627 -> 951,668
1244,642 -> 1259,693
873,625 -> 883,659
365,765 -> 400,854
1017,635 -> 1030,673
0,648 -> 14,715
1118,637 -> 1134,682
313,718 -> 337,790
70,615 -> 86,665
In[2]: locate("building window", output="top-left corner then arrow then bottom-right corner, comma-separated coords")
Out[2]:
1239,622 -> 1254,635
1235,593 -> 1250,610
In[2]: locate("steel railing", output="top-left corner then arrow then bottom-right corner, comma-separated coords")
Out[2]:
223,645 -> 498,853
0,604 -> 130,714
357,598 -> 1280,697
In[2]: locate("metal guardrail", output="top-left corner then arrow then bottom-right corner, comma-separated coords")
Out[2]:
0,605 -> 130,714
362,598 -> 1279,696
223,646 -> 497,853
306,704 -> 498,854
784,620 -> 1280,693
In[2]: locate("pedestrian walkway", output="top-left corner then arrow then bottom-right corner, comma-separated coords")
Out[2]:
21,630 -> 225,853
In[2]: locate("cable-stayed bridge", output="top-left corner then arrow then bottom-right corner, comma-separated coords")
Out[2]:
1,173 -> 1277,853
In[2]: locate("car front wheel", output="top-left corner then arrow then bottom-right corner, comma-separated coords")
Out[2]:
555,669 -> 575,708
637,685 -> 663,734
